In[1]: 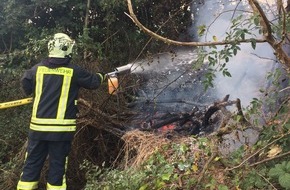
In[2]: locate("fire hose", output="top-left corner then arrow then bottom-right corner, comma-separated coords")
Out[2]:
0,64 -> 132,109
0,97 -> 33,109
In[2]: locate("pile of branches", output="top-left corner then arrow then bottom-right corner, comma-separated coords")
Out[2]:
128,94 -> 254,137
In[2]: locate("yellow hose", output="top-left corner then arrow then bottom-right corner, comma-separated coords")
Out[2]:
0,98 -> 33,109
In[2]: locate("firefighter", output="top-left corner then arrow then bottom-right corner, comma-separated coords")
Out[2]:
17,33 -> 105,190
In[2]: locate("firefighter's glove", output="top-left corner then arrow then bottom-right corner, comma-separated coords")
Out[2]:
96,72 -> 106,83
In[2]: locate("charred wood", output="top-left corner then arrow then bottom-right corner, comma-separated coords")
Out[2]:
202,95 -> 235,129
151,112 -> 195,129
77,94 -> 253,138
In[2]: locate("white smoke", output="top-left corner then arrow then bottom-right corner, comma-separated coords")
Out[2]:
193,0 -> 278,107
131,0 -> 283,110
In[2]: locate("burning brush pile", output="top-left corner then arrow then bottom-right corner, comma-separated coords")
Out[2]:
73,88 -> 258,189
129,94 -> 247,137
73,62 -> 261,164
76,83 -> 258,165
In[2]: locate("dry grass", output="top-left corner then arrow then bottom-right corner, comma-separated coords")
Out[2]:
119,129 -> 206,169
121,130 -> 171,168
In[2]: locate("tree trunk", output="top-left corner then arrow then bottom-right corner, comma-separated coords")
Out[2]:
83,0 -> 91,59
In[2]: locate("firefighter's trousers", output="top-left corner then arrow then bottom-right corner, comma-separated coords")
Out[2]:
17,139 -> 71,190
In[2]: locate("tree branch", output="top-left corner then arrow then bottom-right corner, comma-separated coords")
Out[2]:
126,0 -> 290,70
249,150 -> 290,167
126,0 -> 266,47
249,0 -> 290,69
226,131 -> 290,171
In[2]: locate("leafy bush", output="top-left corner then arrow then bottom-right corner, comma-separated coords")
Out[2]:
0,70 -> 31,187
82,160 -> 146,190
269,161 -> 290,189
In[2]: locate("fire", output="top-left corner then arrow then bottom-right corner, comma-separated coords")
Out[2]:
158,124 -> 176,133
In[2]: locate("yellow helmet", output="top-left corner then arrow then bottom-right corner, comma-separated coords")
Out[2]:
48,33 -> 75,58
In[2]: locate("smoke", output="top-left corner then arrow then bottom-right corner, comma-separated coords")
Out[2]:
127,0 -> 287,154
130,50 -> 215,113
192,0 -> 278,107
131,0 -> 284,112
213,43 -> 276,107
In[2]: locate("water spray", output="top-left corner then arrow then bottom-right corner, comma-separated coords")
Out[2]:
0,64 -> 133,109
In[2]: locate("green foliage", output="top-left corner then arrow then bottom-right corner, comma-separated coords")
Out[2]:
0,72 -> 30,167
82,160 -> 146,190
142,151 -> 177,189
199,38 -> 242,89
269,161 -> 290,189
0,0 -> 192,68
198,25 -> 206,36
244,97 -> 263,126
202,68 -> 216,90
205,179 -> 229,190
84,140 -> 206,190
269,10 -> 290,39
0,0 -> 32,53
240,170 -> 268,189
82,160 -> 148,190
200,40 -> 238,90
197,12 -> 267,90
228,146 -> 246,166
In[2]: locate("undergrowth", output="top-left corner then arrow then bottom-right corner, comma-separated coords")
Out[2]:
82,98 -> 290,190
0,70 -> 31,188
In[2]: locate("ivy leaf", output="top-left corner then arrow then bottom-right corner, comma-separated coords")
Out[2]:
161,173 -> 171,181
178,163 -> 185,171
192,164 -> 198,173
284,123 -> 290,130
286,161 -> 290,172
269,167 -> 285,178
156,180 -> 165,188
139,184 -> 148,190
278,173 -> 290,189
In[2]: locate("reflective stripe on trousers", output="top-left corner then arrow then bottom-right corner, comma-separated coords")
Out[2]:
17,181 -> 38,190
17,181 -> 67,190
47,182 -> 67,190
17,140 -> 71,190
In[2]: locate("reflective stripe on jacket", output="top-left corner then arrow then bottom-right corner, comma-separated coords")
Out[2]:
21,58 -> 103,141
31,66 -> 76,132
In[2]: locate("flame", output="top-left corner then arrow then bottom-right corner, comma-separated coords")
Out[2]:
158,124 -> 176,133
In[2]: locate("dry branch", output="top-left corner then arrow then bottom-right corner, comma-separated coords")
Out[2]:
250,150 -> 290,167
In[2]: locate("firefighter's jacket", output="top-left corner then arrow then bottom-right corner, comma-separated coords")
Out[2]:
21,58 -> 103,141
